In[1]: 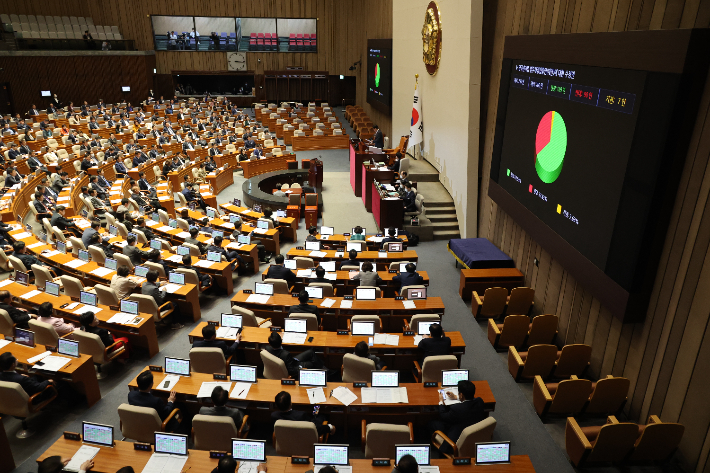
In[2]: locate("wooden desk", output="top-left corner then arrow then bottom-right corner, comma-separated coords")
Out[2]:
372,181 -> 404,231
189,324 -> 465,370
206,166 -> 235,195
362,165 -> 395,212
220,203 -> 298,242
241,154 -> 297,178
0,335 -> 101,406
314,233 -> 409,250
291,134 -> 350,151
349,140 -> 379,197
459,268 -> 526,301
286,249 -> 418,272
230,291 -> 443,332
287,458 -> 534,473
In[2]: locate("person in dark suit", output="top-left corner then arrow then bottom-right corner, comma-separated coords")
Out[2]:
207,235 -> 244,270
114,156 -> 128,177
50,206 -> 82,238
266,255 -> 296,286
138,172 -> 153,193
381,227 -> 403,249
0,290 -> 33,329
403,182 -> 417,212
0,352 -> 54,397
141,270 -> 182,329
128,371 -> 178,423
428,380 -> 487,454
370,124 -> 384,148
288,290 -> 320,323
264,332 -> 325,379
339,249 -> 360,269
4,167 -> 22,186
417,323 -> 451,360
33,192 -> 52,221
179,254 -> 212,288
310,266 -> 329,284
199,386 -> 245,429
182,184 -> 207,211
271,390 -> 334,435
192,324 -> 240,358
123,235 -> 150,266
136,217 -> 155,241
354,340 -> 383,369
392,263 -> 424,292
389,151 -> 402,173
6,144 -> 21,161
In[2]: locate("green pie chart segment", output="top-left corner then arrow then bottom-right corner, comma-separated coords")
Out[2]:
535,111 -> 567,184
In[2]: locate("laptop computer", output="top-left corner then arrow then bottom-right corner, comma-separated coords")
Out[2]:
232,439 -> 265,462
168,272 -> 185,285
134,265 -> 149,278
305,241 -> 321,251
105,258 -> 117,271
14,328 -> 35,347
80,290 -> 98,307
176,246 -> 191,256
320,226 -> 334,236
355,287 -> 376,301
15,271 -> 29,286
395,445 -> 430,466
45,281 -> 60,296
120,299 -> 139,316
238,234 -> 251,245
284,318 -> 308,334
405,287 -> 427,300
351,321 -> 375,336
314,444 -> 349,467
254,282 -> 273,295
304,286 -> 323,299
417,321 -> 439,335
441,369 -> 469,387
283,259 -> 297,270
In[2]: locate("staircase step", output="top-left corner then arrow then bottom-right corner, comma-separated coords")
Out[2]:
433,230 -> 461,240
409,173 -> 441,183
425,206 -> 456,214
422,200 -> 454,208
427,214 -> 458,223
430,221 -> 460,231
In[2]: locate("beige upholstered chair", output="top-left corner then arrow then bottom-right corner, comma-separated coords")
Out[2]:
0,380 -> 58,438
487,314 -> 530,350
60,275 -> 94,298
68,236 -> 85,256
294,257 -> 315,268
342,354 -> 376,383
309,282 -> 334,297
183,243 -> 202,257
565,416 -> 640,468
289,313 -> 319,331
232,305 -> 271,328
258,218 -> 274,229
413,355 -> 459,383
533,375 -> 592,418
0,248 -> 10,272
31,264 -> 61,290
190,347 -> 228,375
0,309 -> 15,336
359,286 -> 381,298
118,403 -> 180,443
432,417 -> 497,459
264,278 -> 290,294
471,287 -> 508,319
8,254 -> 29,278
508,344 -> 559,381
28,319 -> 61,347
406,314 -> 441,332
114,253 -> 134,271
144,262 -> 166,279
273,419 -> 326,456
176,268 -> 212,292
94,284 -> 120,308
192,414 -> 249,451
87,245 -> 107,265
176,218 -> 190,231
362,422 -> 413,458
73,329 -> 125,379
260,349 -> 289,379
348,314 -> 382,333
128,294 -> 174,323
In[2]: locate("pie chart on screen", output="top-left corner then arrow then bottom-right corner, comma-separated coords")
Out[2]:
535,111 -> 567,184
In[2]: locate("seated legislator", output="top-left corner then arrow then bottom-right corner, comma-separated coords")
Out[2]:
352,261 -> 382,287
89,233 -> 115,259
179,254 -> 212,288
33,192 -> 53,221
207,235 -> 244,270
381,227 -> 404,249
264,332 -> 326,379
265,255 -> 296,287
395,455 -> 419,473
418,323 -> 452,361
13,241 -> 45,268
198,385 -> 244,428
339,249 -> 360,269
306,226 -> 318,242
111,265 -> 141,300
350,226 -> 366,241
192,324 -> 241,358
124,235 -> 150,266
51,206 -> 82,238
212,458 -> 266,473
0,352 -> 55,400
37,302 -> 76,336
142,270 -> 182,329
182,183 -> 207,211
79,311 -> 130,360
81,219 -> 101,249
428,380 -> 487,454
310,266 -> 329,284
272,390 -> 335,435
288,290 -> 320,323
0,290 -> 33,329
185,227 -> 207,254
354,340 -> 384,370
128,370 -> 178,427
392,263 -> 424,292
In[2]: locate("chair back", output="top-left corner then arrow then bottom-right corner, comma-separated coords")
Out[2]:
289,313 -> 318,331
94,284 -> 120,307
52,226 -> 67,243
273,420 -> 319,456
0,381 -> 31,417
176,218 -> 190,231
586,422 -> 640,464
555,344 -> 592,378
305,193 -> 318,206
175,268 -> 199,286
88,245 -> 107,265
190,347 -> 227,375
527,314 -> 558,346
158,209 -> 170,224
507,287 -> 535,315
117,403 -> 162,443
60,275 -> 86,298
421,355 -> 459,383
232,305 -> 260,326
521,344 -> 559,379
481,287 -> 508,317
257,218 -> 274,229
264,278 -> 290,294
629,418 -> 685,462
183,243 -> 201,257
192,414 -> 238,451
342,353 -> 375,383
309,282 -> 333,297
409,314 -> 440,333
360,286 -> 382,297
289,194 -> 300,205
8,255 -> 28,276
497,315 -> 530,348
31,264 -> 54,289
399,157 -> 411,175
294,257 -> 314,268
144,262 -> 166,279
549,378 -> 593,414
73,329 -> 110,364
457,417 -> 497,457
586,377 -> 630,415
350,314 -> 381,333
260,349 -> 289,379
105,212 -> 117,227
69,236 -> 85,256
364,423 -> 412,458
133,229 -> 149,245
115,253 -> 134,270
29,319 -> 59,346
128,294 -> 159,318
0,248 -> 9,271
0,309 -> 14,337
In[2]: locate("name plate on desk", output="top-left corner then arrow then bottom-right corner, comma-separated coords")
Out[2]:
394,296 -> 404,300
134,442 -> 152,451
243,289 -> 253,294
63,431 -> 81,441
281,378 -> 296,385
213,373 -> 227,380
296,246 -> 304,250
388,269 -> 397,273
46,345 -> 57,352
149,365 -> 163,373
353,382 -> 367,388
344,295 -> 354,300
207,321 -> 219,326
292,292 -> 299,297
210,451 -> 229,459
403,330 -> 414,336
291,456 -> 310,464
372,459 -> 391,466
424,382 -> 438,388
453,458 -> 472,466
270,326 -> 281,332
337,330 -> 349,335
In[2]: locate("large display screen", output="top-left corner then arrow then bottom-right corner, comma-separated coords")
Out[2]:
367,39 -> 392,112
496,61 -> 646,271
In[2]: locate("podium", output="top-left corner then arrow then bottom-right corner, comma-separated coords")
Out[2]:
305,193 -> 319,228
308,158 -> 323,190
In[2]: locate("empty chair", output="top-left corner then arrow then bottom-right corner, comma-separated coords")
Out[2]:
508,344 -> 559,381
273,419 -> 328,456
94,284 -> 120,308
68,236 -> 85,256
294,257 -> 315,268
342,354 -> 378,383
0,380 -> 58,438
471,287 -> 508,319
264,278 -> 291,294
190,347 -> 228,375
73,329 -> 126,379
362,422 -> 413,458
144,262 -> 166,279
553,344 -> 592,378
260,349 -> 288,379
118,404 -> 181,443
628,415 -> 684,462
585,376 -> 630,415
232,305 -> 271,328
412,355 -> 459,383
128,293 -> 174,324
192,414 -> 249,451
31,264 -> 61,290
431,417 -> 497,459
533,375 -> 593,418
526,314 -> 558,346
487,314 -> 529,350
506,287 -> 535,315
565,416 -> 639,468
0,309 -> 15,337
88,245 -> 107,266
28,319 -> 60,347
60,275 -> 94,298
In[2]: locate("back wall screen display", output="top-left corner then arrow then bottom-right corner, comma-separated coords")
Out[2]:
496,61 -> 646,273
367,39 -> 392,112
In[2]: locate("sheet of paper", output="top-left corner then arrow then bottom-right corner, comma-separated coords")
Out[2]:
221,222 -> 235,229
193,260 -> 214,268
28,242 -> 45,249
21,289 -> 42,299
241,209 -> 251,215
0,339 -> 11,350
230,382 -> 252,399
155,374 -> 180,391
253,228 -> 268,234
402,300 -> 417,309
309,251 -> 326,257
64,445 -> 100,472
360,387 -> 377,404
0,279 -> 13,288
378,252 -> 387,258
376,388 -> 393,404
27,351 -> 51,363
296,269 -> 312,277
12,232 -> 32,239
386,334 -> 400,346
413,335 -> 423,346
339,300 -> 353,309
40,250 -> 60,257
307,387 -> 327,404
157,225 -> 174,232
64,302 -> 80,310
141,453 -> 188,473
146,219 -> 159,226
174,231 -> 190,239
196,381 -> 233,399
163,283 -> 182,294
441,387 -> 461,405
320,298 -> 336,307
368,236 -> 384,243
65,259 -> 88,269
324,272 -> 337,281
34,355 -> 71,371
332,386 -> 358,406
74,305 -> 101,315
418,467 -> 440,473
165,255 -> 183,263
90,267 -> 114,277
107,312 -> 132,324
373,334 -> 388,345
225,243 -> 242,250
334,252 -> 344,258
246,294 -> 270,304
282,332 -> 307,344
216,327 -> 239,339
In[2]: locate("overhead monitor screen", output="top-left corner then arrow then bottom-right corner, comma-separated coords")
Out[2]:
367,39 -> 392,112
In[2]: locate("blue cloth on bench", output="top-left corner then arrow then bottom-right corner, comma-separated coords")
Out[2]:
448,238 -> 515,269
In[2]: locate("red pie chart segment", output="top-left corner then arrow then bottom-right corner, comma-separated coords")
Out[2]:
535,111 -> 552,155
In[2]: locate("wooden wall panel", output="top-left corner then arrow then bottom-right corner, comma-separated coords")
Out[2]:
478,0 -> 710,470
0,0 -> 393,137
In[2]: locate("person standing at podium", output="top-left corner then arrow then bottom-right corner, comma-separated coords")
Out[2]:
369,124 -> 384,148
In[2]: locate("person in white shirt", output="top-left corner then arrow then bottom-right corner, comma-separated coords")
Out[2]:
110,265 -> 141,299
43,148 -> 59,164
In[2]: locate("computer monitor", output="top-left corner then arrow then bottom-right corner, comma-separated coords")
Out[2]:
150,240 -> 162,250
212,230 -> 224,239
284,318 -> 308,334
80,291 -> 98,307
14,328 -> 34,347
255,282 -> 274,295
168,219 -> 178,228
320,226 -> 334,236
57,241 -> 67,254
127,233 -> 137,241
230,364 -> 257,383
120,299 -> 139,316
351,321 -> 375,336
238,234 -> 251,245
319,261 -> 336,272
38,231 -> 47,242
82,422 -> 114,447
304,286 -> 323,299
395,445 -> 430,466
417,321 -> 438,336
207,251 -> 221,262
221,313 -> 242,328
299,369 -> 327,387
164,357 -> 191,376
152,212 -> 160,222
229,214 -> 241,224
253,204 -> 262,213
134,265 -> 149,278
405,287 -> 427,300
176,246 -> 191,256
275,210 -> 286,218
346,241 -> 362,252
233,198 -> 241,207
78,249 -> 90,262
314,444 -> 349,466
305,241 -> 321,251
399,262 -> 416,273
108,225 -> 118,236
206,208 -> 215,218
283,259 -> 297,270
45,281 -> 60,296
58,338 -> 80,357
232,439 -> 266,462
441,369 -> 469,387
168,272 -> 185,285
388,242 -> 403,252
154,432 -> 188,456
475,442 -> 511,465
15,271 -> 29,286
256,220 -> 269,230
352,227 -> 366,236
371,370 -> 400,387
105,258 -> 117,271
355,287 -> 376,301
